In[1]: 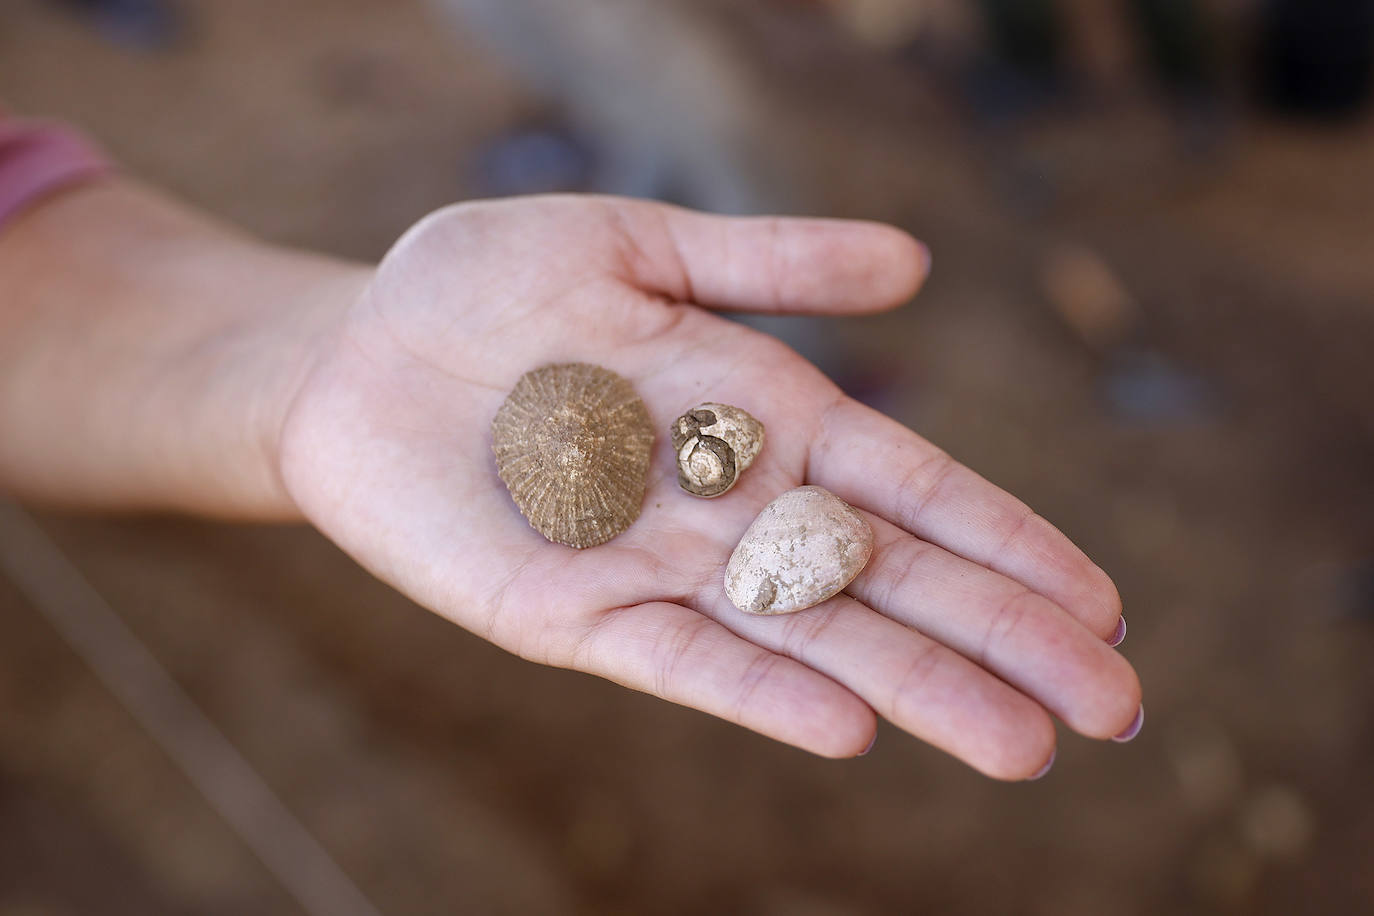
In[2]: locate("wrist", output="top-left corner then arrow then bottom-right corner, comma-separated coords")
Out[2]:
0,178 -> 373,518
244,256 -> 373,520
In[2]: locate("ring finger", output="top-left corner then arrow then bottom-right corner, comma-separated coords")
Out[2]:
848,511 -> 1142,740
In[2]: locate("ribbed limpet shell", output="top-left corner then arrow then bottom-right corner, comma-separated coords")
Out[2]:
492,363 -> 654,548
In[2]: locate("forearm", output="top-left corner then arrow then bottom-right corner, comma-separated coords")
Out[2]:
0,177 -> 372,518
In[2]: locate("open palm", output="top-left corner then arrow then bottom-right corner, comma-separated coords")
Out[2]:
280,196 -> 1140,779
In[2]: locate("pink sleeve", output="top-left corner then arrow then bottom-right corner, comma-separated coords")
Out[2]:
0,111 -> 112,230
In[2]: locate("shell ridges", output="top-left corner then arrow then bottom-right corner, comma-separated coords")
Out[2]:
492,363 -> 654,548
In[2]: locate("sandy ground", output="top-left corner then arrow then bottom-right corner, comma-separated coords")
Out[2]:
2,1 -> 1372,913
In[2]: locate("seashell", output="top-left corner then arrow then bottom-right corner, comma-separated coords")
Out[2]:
670,403 -> 765,498
491,363 -> 654,548
725,486 -> 874,615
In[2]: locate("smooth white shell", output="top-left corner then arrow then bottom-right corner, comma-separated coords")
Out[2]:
724,486 -> 874,615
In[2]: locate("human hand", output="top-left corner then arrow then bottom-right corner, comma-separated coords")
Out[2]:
279,195 -> 1141,779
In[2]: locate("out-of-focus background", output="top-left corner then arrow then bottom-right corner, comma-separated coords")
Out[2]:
2,0 -> 1373,913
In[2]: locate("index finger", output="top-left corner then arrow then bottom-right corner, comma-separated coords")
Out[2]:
808,396 -> 1124,638
606,199 -> 931,315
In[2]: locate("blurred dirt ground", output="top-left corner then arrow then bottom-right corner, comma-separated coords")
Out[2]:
2,0 -> 1373,913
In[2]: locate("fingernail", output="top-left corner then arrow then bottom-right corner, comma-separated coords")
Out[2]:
1028,749 -> 1056,781
1108,616 -> 1127,648
858,732 -> 877,757
916,241 -> 933,274
1112,704 -> 1145,743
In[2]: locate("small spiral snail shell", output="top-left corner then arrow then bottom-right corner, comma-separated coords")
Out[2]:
670,403 -> 765,498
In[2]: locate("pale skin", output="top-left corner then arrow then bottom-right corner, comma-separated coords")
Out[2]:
0,178 -> 1141,779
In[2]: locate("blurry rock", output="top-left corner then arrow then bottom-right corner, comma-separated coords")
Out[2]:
1239,784 -> 1316,860
828,0 -> 979,52
1165,720 -> 1243,813
58,0 -> 182,50
434,0 -> 799,213
1040,244 -> 1139,353
472,127 -> 594,197
829,0 -> 924,48
1040,248 -> 1217,423
1102,348 -> 1215,423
